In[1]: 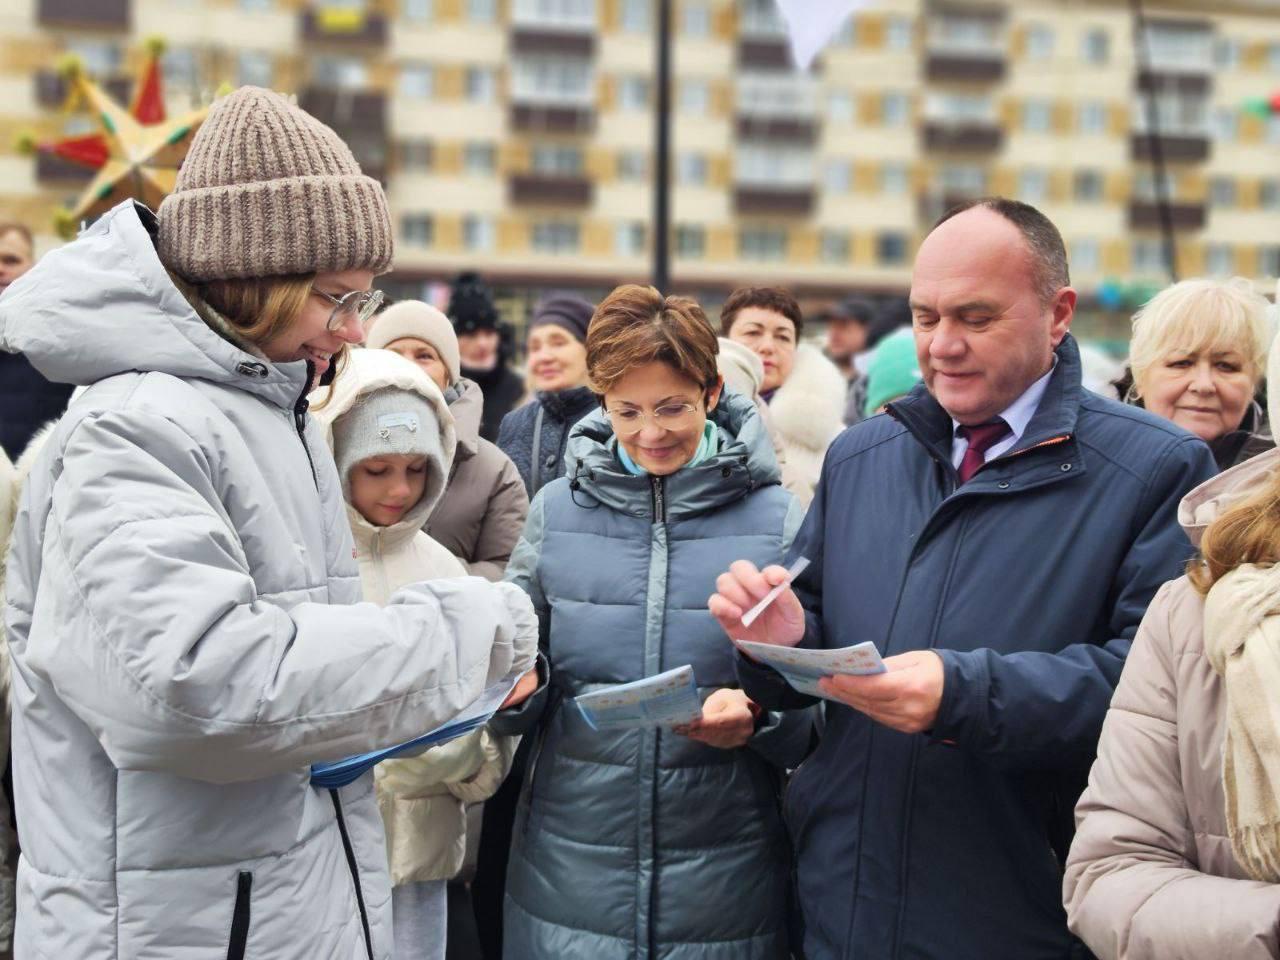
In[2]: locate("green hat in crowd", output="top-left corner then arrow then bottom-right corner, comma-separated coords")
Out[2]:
864,329 -> 922,417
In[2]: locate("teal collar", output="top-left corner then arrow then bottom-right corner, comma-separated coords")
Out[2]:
616,420 -> 719,476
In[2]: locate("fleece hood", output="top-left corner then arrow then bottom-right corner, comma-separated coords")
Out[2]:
0,201 -> 311,410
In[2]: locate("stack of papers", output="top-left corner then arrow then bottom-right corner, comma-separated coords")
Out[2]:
310,673 -> 519,789
575,665 -> 703,731
735,639 -> 886,700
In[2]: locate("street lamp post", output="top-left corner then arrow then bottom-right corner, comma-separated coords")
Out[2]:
652,0 -> 672,293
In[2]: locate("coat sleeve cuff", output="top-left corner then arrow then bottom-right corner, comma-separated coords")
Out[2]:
736,651 -> 820,711
929,648 -> 991,747
487,652 -> 550,738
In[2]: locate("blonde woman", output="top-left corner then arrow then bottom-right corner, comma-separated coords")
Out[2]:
1065,338 -> 1280,959
0,86 -> 536,959
1126,277 -> 1273,470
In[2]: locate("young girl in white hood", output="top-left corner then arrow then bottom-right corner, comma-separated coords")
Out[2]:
315,348 -> 518,960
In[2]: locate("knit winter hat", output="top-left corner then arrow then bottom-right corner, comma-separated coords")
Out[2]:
366,301 -> 461,385
332,387 -> 445,499
448,272 -> 500,335
864,328 -> 922,416
157,86 -> 393,281
530,293 -> 594,345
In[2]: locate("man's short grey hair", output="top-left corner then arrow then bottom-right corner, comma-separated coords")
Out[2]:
933,197 -> 1070,305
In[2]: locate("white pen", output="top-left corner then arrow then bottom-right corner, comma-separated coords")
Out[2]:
741,556 -> 810,628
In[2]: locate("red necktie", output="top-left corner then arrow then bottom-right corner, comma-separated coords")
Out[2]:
957,419 -> 1012,484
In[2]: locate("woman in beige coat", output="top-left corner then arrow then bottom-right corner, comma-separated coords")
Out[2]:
1064,351 -> 1280,959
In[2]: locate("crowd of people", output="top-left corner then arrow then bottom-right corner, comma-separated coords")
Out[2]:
3,85 -> 1280,960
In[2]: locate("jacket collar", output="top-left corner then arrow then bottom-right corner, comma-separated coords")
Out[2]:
564,391 -> 781,520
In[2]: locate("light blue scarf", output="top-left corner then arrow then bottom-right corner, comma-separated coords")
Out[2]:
616,420 -> 719,476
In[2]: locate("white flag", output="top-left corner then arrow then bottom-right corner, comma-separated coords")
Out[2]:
774,0 -> 876,71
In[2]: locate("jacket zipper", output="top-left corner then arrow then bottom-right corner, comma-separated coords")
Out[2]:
329,789 -> 375,960
225,871 -> 252,960
293,362 -> 318,486
650,475 -> 666,522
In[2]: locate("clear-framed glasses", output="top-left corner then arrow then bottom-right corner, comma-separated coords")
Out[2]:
313,287 -> 385,332
606,402 -> 701,436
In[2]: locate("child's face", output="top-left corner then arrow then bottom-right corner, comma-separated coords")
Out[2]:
350,455 -> 429,527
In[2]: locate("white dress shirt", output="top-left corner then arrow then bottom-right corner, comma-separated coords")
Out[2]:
950,361 -> 1056,470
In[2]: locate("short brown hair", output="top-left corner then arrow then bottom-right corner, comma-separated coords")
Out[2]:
0,222 -> 34,256
934,197 -> 1069,304
719,286 -> 803,339
586,284 -> 719,398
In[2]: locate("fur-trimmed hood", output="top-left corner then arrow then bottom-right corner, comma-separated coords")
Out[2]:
770,342 -> 847,453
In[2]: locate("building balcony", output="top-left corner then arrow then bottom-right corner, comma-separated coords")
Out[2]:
36,70 -> 132,108
735,116 -> 818,144
734,186 -> 815,217
1129,132 -> 1210,163
38,0 -> 129,29
736,38 -> 791,70
34,153 -> 95,183
923,50 -> 1005,82
509,173 -> 593,207
510,103 -> 595,134
921,121 -> 1003,153
298,88 -> 388,181
300,8 -> 389,47
1127,200 -> 1207,231
511,29 -> 595,56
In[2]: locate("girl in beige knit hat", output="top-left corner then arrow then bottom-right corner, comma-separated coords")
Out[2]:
0,85 -> 540,960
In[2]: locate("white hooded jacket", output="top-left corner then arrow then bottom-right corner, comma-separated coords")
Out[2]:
0,201 -> 537,960
313,350 -> 518,885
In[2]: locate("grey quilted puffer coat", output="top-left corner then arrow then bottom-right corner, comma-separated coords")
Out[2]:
0,201 -> 536,960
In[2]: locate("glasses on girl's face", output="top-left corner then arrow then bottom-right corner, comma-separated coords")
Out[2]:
313,287 -> 385,332
606,402 -> 700,436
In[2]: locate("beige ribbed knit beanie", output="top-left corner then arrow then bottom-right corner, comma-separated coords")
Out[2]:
157,86 -> 393,281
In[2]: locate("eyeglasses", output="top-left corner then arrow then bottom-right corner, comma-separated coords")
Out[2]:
605,402 -> 701,436
313,287 -> 385,332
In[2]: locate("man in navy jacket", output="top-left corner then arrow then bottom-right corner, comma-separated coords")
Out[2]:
710,198 -> 1216,960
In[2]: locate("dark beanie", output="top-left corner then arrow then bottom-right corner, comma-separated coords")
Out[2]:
448,271 -> 500,335
530,293 -> 594,345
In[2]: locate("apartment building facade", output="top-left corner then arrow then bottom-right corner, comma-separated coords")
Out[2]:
3,0 -> 1280,326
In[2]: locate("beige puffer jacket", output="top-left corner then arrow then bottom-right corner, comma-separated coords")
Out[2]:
313,349 -> 517,885
1064,447 -> 1280,959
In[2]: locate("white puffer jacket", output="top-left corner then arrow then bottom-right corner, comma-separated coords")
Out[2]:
313,350 -> 518,886
0,201 -> 537,960
769,342 -> 847,508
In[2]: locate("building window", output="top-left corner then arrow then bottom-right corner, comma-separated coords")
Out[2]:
619,75 -> 650,110
678,152 -> 708,185
1021,99 -> 1052,134
928,11 -> 1000,55
882,91 -> 911,127
618,150 -> 648,180
681,1 -> 709,37
463,215 -> 494,252
1078,101 -> 1106,135
1133,170 -> 1179,202
680,79 -> 710,115
739,226 -> 788,262
402,215 -> 434,246
1026,24 -> 1054,60
512,55 -> 591,105
466,66 -> 499,103
468,0 -> 497,22
1261,246 -> 1280,278
1019,169 -> 1048,204
1140,23 -> 1212,73
163,47 -> 200,95
1132,79 -> 1208,137
1070,239 -> 1099,274
1214,37 -> 1240,70
404,0 -> 432,21
236,51 -> 273,89
1212,107 -> 1238,142
239,0 -> 272,10
312,56 -> 367,90
1074,170 -> 1104,203
881,162 -> 909,194
820,230 -> 850,263
1082,27 -> 1109,65
1267,115 -> 1280,145
398,139 -> 433,170
824,160 -> 851,193
740,0 -> 784,37
532,144 -> 584,175
737,144 -> 813,187
399,64 -> 434,98
532,220 -> 580,253
940,165 -> 986,196
616,221 -> 646,256
1131,238 -> 1166,275
621,0 -> 651,32
1210,177 -> 1237,207
887,16 -> 913,51
675,224 -> 705,258
827,91 -> 853,124
1269,43 -> 1280,72
925,92 -> 993,125
876,231 -> 908,265
463,142 -> 496,174
1206,243 -> 1234,277
1261,179 -> 1280,211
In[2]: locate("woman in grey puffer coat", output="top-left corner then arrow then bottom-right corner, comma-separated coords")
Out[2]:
0,88 -> 536,960
501,286 -> 810,960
